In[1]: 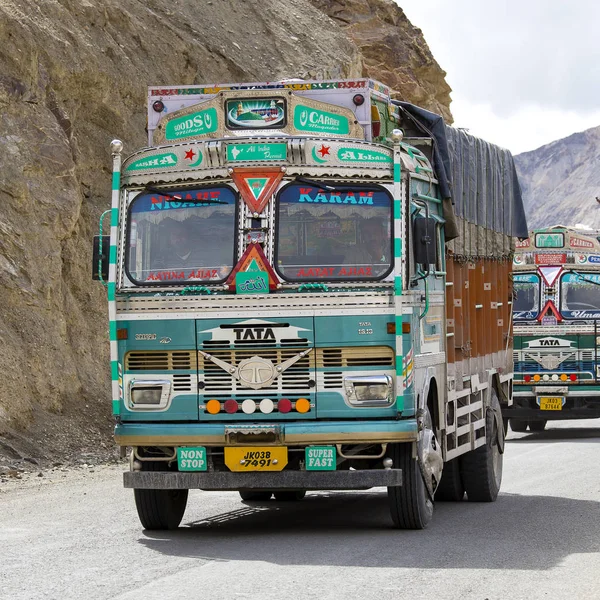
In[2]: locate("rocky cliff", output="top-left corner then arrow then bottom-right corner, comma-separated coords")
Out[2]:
515,125 -> 600,229
0,0 -> 451,466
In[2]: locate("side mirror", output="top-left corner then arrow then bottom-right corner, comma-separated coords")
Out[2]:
413,217 -> 437,266
92,235 -> 110,281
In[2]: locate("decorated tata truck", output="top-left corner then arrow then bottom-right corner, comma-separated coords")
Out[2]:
506,226 -> 600,432
93,78 -> 527,530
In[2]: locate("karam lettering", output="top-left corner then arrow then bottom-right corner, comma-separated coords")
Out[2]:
297,188 -> 374,205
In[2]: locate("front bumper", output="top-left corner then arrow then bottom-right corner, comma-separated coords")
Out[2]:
504,386 -> 600,420
114,419 -> 418,447
123,468 -> 403,490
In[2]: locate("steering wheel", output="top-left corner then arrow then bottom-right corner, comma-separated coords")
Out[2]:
567,302 -> 599,309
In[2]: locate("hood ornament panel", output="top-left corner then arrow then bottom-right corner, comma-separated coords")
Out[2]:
200,348 -> 313,390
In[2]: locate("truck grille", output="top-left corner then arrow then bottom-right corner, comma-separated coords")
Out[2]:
199,348 -> 313,393
125,351 -> 197,371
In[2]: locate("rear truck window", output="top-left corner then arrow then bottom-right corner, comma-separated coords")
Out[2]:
513,273 -> 540,319
275,182 -> 393,282
125,186 -> 237,285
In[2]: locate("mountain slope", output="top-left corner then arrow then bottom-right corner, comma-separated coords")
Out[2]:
0,0 -> 451,464
515,126 -> 600,229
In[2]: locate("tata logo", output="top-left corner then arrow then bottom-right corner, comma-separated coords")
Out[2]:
233,327 -> 275,341
525,337 -> 573,348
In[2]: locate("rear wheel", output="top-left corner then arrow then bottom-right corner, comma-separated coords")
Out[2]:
273,490 -> 306,501
460,389 -> 503,502
528,420 -> 547,432
434,458 -> 465,502
509,418 -> 528,433
239,491 -> 272,502
133,461 -> 188,530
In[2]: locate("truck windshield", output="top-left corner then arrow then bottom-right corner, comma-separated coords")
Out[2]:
125,186 -> 237,284
561,272 -> 600,318
275,183 -> 393,281
513,274 -> 540,319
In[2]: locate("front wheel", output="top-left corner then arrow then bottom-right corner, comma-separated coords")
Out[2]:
239,490 -> 272,502
387,442 -> 433,529
460,389 -> 504,502
273,490 -> 306,501
528,420 -> 547,432
509,418 -> 528,433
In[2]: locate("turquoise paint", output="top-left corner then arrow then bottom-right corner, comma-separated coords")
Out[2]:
313,315 -> 393,346
115,418 -> 419,440
197,316 -> 315,346
315,391 -> 397,419
119,394 -> 200,422
121,319 -> 197,350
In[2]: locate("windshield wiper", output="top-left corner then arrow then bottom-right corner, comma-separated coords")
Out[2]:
143,186 -> 227,204
573,271 -> 600,287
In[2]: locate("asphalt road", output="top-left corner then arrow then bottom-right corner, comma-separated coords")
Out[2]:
1,420 -> 599,600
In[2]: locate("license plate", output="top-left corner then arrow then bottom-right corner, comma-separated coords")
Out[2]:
539,396 -> 564,410
177,447 -> 207,471
224,447 -> 288,472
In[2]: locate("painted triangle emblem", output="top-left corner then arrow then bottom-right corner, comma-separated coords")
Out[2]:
225,243 -> 280,292
537,300 -> 562,322
230,167 -> 284,214
538,266 -> 562,287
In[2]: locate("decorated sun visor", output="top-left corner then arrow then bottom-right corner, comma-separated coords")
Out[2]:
152,89 -> 364,145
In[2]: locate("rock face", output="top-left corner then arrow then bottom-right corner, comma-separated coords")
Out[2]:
515,126 -> 600,229
0,0 -> 451,463
309,0 -> 453,122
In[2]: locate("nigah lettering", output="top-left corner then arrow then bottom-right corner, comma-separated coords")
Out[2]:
150,190 -> 221,210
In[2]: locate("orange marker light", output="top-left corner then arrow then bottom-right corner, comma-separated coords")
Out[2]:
533,374 -> 541,382
560,374 -> 568,381
295,398 -> 311,413
206,399 -> 221,414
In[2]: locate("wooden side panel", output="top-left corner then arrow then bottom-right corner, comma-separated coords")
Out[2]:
445,256 -> 456,365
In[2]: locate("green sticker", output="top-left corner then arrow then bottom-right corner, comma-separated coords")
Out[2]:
305,446 -> 336,470
337,147 -> 392,163
165,107 -> 218,140
125,153 -> 178,171
227,143 -> 287,161
535,233 -> 564,248
294,105 -> 349,134
236,271 -> 269,294
177,447 -> 207,471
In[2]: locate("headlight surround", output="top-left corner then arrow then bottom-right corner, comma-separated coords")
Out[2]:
128,379 -> 171,410
343,375 -> 394,407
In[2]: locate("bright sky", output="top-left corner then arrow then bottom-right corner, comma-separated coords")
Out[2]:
398,0 -> 600,155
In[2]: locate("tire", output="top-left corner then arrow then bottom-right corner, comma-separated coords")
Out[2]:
273,490 -> 306,501
528,420 -> 547,432
133,462 -> 188,530
239,490 -> 272,502
460,389 -> 504,502
509,418 -> 528,433
387,442 -> 433,529
434,458 -> 465,502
